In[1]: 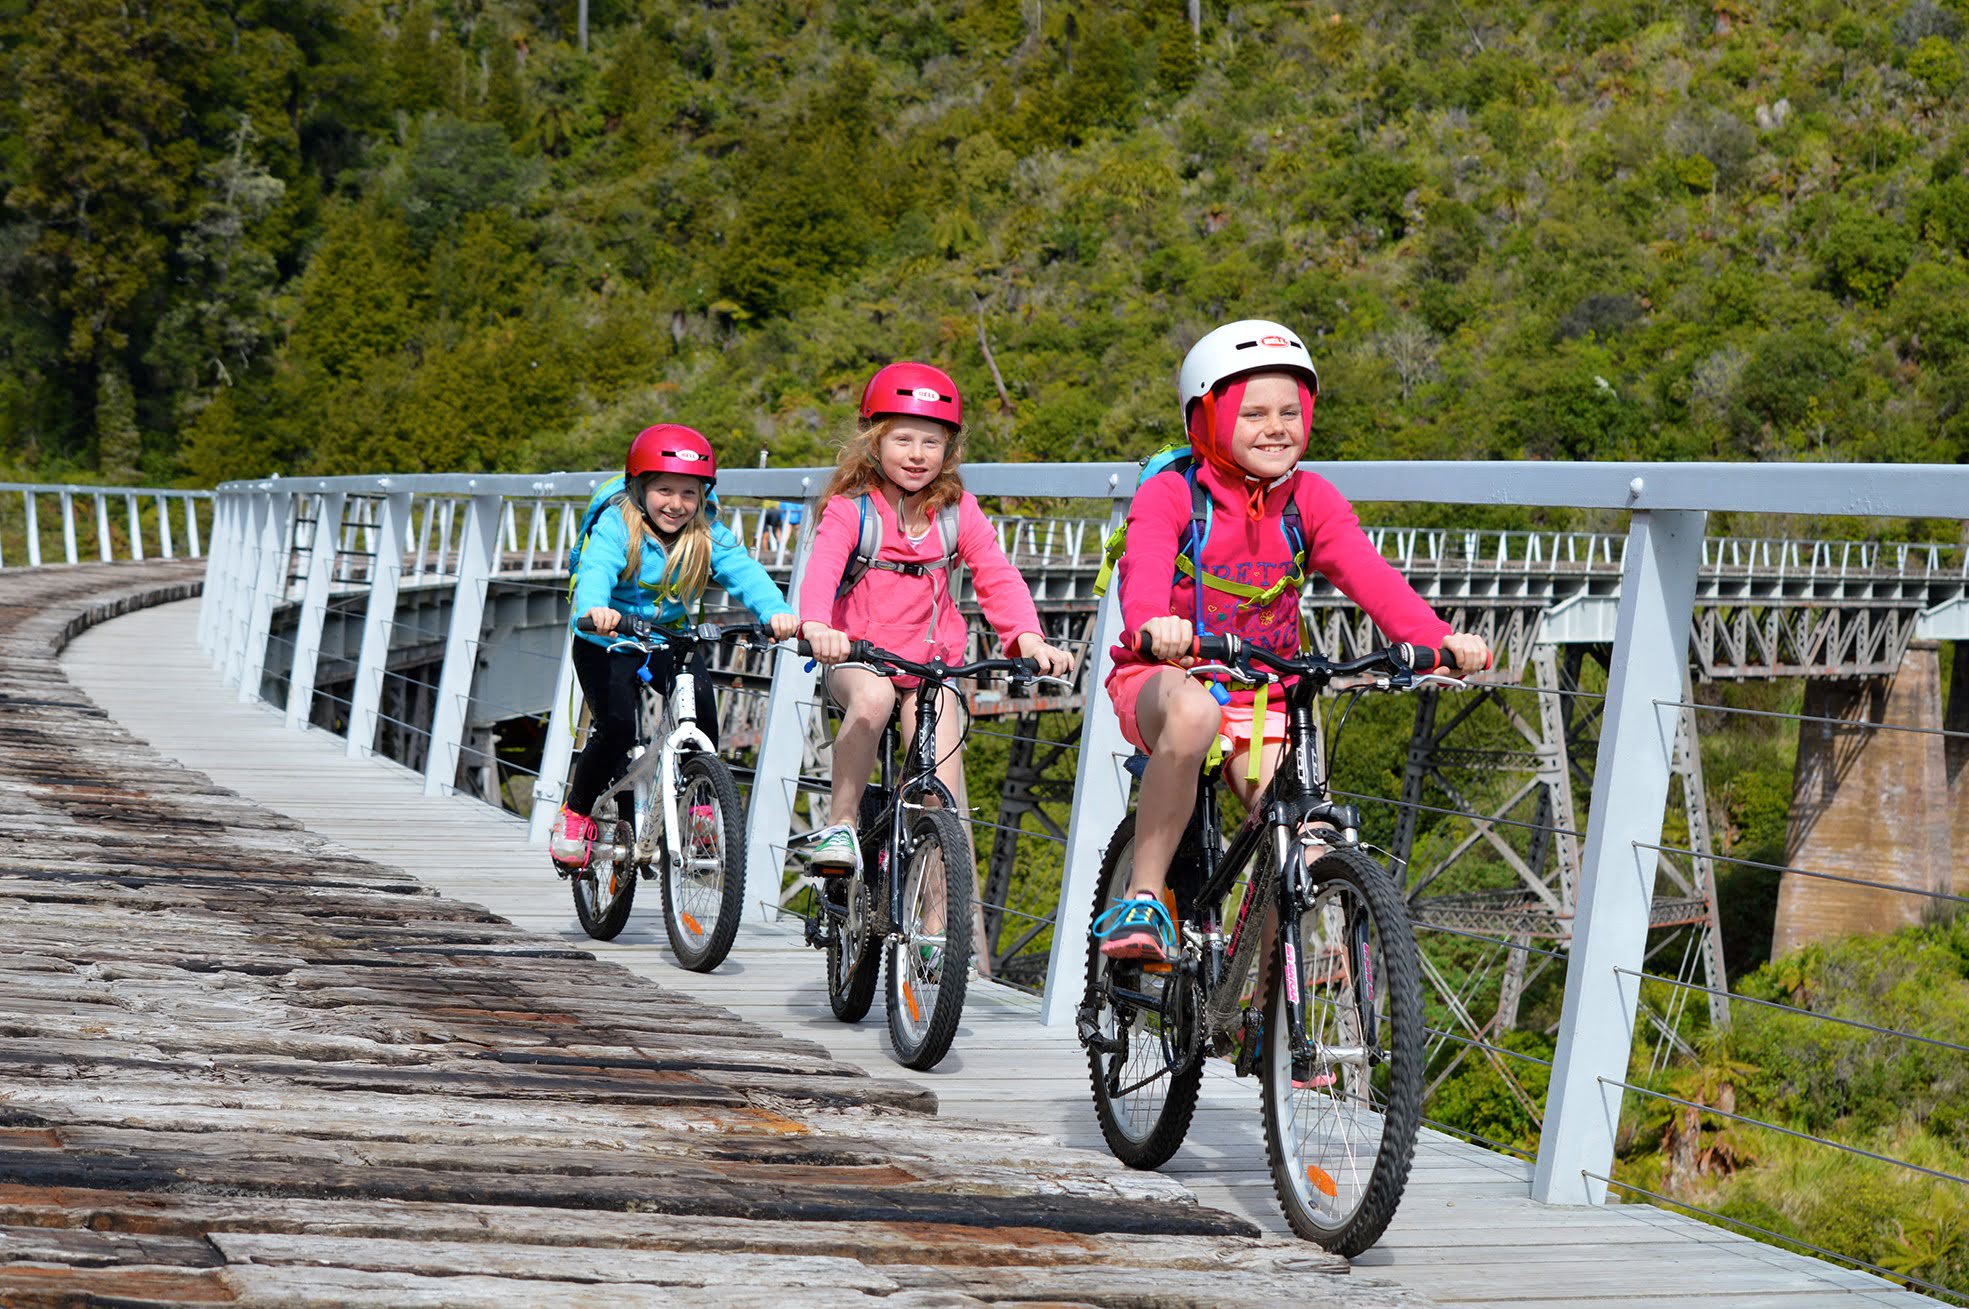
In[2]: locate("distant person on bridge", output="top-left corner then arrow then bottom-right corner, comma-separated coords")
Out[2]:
1096,320 -> 1492,964
799,362 -> 1076,969
550,425 -> 801,872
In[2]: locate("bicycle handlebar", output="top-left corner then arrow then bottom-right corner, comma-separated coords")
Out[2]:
1133,630 -> 1451,679
783,638 -> 1057,687
576,615 -> 769,648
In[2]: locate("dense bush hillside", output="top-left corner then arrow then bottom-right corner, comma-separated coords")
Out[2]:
3,0 -> 1968,510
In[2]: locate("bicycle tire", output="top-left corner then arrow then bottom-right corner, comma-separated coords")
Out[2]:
572,790 -> 638,941
1083,814 -> 1204,1169
824,789 -> 885,1023
660,752 -> 745,973
884,806 -> 973,1070
1260,844 -> 1423,1255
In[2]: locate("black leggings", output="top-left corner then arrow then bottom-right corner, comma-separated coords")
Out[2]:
565,639 -> 719,817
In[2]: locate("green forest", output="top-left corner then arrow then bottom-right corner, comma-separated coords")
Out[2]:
3,0 -> 1969,506
8,0 -> 1967,1294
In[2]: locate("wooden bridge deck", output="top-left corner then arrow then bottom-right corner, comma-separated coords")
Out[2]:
19,563 -> 1942,1307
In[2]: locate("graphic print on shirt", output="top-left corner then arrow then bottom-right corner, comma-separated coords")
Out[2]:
1192,552 -> 1300,653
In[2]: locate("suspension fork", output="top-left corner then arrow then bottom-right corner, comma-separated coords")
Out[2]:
1274,825 -> 1314,1063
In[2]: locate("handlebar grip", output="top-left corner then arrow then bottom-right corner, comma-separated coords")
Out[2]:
1404,644 -> 1440,674
576,615 -> 598,634
1135,630 -> 1222,661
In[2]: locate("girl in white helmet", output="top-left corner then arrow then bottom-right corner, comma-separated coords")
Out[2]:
1097,320 -> 1490,962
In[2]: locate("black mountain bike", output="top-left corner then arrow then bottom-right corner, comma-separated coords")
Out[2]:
784,639 -> 1071,1071
1076,633 -> 1465,1255
566,617 -> 749,971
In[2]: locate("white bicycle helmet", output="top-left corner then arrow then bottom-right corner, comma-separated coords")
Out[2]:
1177,319 -> 1320,424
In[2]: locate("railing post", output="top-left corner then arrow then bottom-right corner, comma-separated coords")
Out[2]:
423,493 -> 502,797
126,494 -> 143,561
237,489 -> 294,702
529,620 -> 582,844
286,491 -> 347,730
741,479 -> 823,923
196,494 -> 232,652
1531,506 -> 1706,1206
347,490 -> 411,758
186,496 -> 202,558
60,492 -> 78,564
1039,493 -> 1135,1027
94,494 -> 112,561
24,492 -> 41,567
219,493 -> 262,675
156,494 -> 174,558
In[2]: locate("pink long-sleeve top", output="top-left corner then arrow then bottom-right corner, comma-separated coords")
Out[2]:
1106,463 -> 1451,706
799,487 -> 1042,662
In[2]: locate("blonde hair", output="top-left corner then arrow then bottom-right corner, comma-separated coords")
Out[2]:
821,416 -> 967,514
618,477 -> 713,606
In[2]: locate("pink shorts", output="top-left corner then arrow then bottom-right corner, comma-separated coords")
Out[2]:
1107,663 -> 1288,760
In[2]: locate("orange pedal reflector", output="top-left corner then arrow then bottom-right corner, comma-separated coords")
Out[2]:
1306,1165 -> 1338,1197
682,913 -> 703,936
1142,960 -> 1174,974
903,981 -> 922,1023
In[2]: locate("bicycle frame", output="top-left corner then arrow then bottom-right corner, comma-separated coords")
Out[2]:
589,637 -> 719,889
859,678 -> 959,940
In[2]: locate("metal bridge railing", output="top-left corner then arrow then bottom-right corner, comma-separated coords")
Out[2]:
1,481 -> 210,569
193,459 -> 1967,1257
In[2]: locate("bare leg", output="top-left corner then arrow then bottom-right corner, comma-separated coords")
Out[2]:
824,666 -> 897,827
1124,670 -> 1221,899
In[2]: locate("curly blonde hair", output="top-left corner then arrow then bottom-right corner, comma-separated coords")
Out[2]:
821,416 -> 967,514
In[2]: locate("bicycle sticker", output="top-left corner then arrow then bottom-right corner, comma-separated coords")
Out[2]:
1285,940 -> 1300,1004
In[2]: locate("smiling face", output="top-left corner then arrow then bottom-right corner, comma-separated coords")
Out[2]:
641,472 -> 705,536
877,415 -> 953,496
1226,371 -> 1309,480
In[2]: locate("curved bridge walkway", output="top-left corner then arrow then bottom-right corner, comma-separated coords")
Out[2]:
8,563 -> 1935,1307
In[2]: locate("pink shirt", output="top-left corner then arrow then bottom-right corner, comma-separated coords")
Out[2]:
799,488 -> 1042,662
1107,464 -> 1450,704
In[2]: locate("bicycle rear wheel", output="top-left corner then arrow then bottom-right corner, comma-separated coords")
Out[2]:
1260,844 -> 1423,1255
572,790 -> 638,941
823,789 -> 885,1023
884,807 -> 973,1069
1081,815 -> 1203,1169
660,752 -> 745,972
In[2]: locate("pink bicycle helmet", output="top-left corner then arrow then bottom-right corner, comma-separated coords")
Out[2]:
626,424 -> 717,487
859,362 -> 962,429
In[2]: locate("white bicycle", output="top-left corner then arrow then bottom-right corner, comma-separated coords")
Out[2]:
566,617 -> 748,971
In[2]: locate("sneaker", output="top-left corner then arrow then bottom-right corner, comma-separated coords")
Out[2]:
688,803 -> 718,847
1239,1011 -> 1333,1089
550,808 -> 597,870
806,823 -> 859,875
1093,892 -> 1175,963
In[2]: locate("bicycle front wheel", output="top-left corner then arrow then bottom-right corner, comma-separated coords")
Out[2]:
884,807 -> 973,1070
660,752 -> 745,972
1260,844 -> 1423,1255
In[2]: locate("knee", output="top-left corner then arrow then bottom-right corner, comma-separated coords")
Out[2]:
838,688 -> 895,732
1155,687 -> 1221,757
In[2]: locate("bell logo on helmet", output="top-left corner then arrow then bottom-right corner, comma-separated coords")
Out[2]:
910,386 -> 943,403
1261,335 -> 1290,348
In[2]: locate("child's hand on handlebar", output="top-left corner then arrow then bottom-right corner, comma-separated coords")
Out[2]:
767,612 -> 801,641
1014,631 -> 1075,677
584,607 -> 622,635
1137,617 -> 1196,665
1441,632 -> 1491,674
801,621 -> 853,664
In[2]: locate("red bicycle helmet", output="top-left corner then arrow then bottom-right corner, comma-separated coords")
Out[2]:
859,362 -> 962,429
625,424 -> 717,487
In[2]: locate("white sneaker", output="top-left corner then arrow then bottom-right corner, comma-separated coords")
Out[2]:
806,823 -> 859,875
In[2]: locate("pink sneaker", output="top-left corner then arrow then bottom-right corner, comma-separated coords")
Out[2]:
550,808 -> 598,869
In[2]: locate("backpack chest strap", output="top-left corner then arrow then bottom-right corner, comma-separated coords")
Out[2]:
1175,550 -> 1309,609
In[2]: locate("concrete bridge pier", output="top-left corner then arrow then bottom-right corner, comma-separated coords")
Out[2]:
1774,639 -> 1959,956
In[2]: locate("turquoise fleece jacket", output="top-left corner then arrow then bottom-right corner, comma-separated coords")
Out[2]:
569,502 -> 792,647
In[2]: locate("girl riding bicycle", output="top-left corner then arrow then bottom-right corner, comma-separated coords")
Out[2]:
550,424 -> 801,871
1099,319 -> 1490,962
798,362 -> 1075,966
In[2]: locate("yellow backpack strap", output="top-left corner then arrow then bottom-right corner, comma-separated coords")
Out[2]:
1174,550 -> 1307,610
1247,681 -> 1269,784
